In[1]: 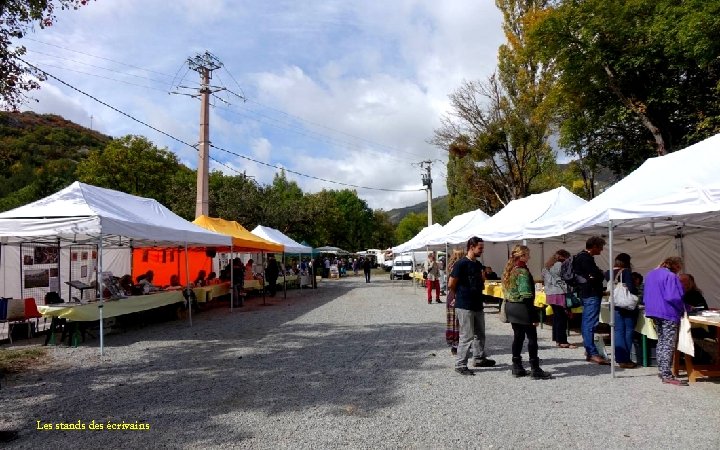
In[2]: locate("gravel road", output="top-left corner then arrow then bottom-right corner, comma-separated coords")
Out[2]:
1,274 -> 719,449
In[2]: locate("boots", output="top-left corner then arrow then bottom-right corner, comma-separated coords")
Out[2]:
530,358 -> 552,380
511,357 -> 527,378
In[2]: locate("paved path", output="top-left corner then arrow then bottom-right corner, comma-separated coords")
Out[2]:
1,275 -> 719,448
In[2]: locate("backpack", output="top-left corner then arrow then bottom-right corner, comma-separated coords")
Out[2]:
561,256 -> 588,287
560,257 -> 575,285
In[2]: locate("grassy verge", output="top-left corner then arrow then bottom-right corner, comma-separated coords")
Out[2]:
0,347 -> 48,374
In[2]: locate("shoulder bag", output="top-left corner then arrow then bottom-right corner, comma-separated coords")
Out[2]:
612,271 -> 639,310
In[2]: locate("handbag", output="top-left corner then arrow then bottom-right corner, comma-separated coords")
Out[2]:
677,312 -> 695,356
422,271 -> 428,280
498,300 -> 508,323
612,271 -> 639,310
565,292 -> 581,308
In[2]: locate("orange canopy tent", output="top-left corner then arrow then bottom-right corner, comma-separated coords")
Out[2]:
192,215 -> 284,252
131,216 -> 284,286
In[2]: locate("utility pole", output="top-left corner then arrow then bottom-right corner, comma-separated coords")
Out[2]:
186,52 -> 223,219
421,160 -> 433,226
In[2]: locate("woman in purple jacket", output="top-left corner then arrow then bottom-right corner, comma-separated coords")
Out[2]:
644,257 -> 687,386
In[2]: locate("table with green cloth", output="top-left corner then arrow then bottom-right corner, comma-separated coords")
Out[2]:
600,303 -> 657,366
38,291 -> 188,346
37,290 -> 187,322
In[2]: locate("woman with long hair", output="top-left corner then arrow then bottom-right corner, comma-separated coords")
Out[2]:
605,252 -> 639,368
445,249 -> 464,355
502,245 -> 551,379
541,249 -> 576,349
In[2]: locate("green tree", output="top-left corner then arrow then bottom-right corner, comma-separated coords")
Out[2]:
75,135 -> 182,205
531,0 -> 720,167
1,1 -> 89,110
260,170 -> 306,235
371,210 -> 396,249
395,212 -> 427,244
434,0 -> 557,212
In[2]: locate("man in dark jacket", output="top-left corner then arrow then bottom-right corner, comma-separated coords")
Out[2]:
572,236 -> 608,365
362,257 -> 372,283
265,255 -> 280,297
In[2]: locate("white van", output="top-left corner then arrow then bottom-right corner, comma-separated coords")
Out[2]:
390,255 -> 414,280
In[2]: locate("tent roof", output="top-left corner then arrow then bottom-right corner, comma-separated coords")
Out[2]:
315,246 -> 350,255
192,216 -> 284,252
251,225 -> 313,254
392,223 -> 443,253
468,187 -> 587,242
525,133 -> 720,238
0,182 -> 230,247
424,208 -> 491,247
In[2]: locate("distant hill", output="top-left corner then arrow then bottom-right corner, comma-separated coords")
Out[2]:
385,195 -> 449,224
0,111 -> 111,211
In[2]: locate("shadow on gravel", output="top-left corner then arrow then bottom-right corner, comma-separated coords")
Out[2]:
0,279 -> 449,447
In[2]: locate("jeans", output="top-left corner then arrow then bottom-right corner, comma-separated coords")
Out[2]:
614,308 -> 638,363
455,308 -> 487,368
581,296 -> 601,357
550,304 -> 569,344
364,270 -> 371,283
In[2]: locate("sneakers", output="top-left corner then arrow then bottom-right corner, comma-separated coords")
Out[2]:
454,366 -> 475,376
472,357 -> 496,368
435,299 -> 443,304
661,377 -> 688,386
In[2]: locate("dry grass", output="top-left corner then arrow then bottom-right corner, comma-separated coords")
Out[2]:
0,347 -> 48,374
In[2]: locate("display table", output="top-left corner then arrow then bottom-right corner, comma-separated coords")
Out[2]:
38,290 -> 186,322
484,283 -> 570,316
192,282 -> 231,303
243,279 -> 266,291
673,314 -> 720,383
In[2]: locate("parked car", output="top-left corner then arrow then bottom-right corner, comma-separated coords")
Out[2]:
382,259 -> 394,272
390,255 -> 414,280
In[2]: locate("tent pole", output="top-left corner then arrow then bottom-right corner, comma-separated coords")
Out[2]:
186,242 -> 192,327
283,251 -> 287,299
230,245 -> 234,312
98,237 -> 105,357
262,251 -> 266,305
609,220 -> 615,378
445,242 -> 449,295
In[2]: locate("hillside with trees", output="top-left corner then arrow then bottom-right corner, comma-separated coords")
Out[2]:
0,111 -> 396,250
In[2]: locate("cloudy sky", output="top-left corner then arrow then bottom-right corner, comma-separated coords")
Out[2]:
20,0 -> 505,210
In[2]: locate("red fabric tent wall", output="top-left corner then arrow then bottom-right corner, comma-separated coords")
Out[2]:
131,248 -> 215,286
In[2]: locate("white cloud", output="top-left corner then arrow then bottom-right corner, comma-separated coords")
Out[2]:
19,0 -> 503,210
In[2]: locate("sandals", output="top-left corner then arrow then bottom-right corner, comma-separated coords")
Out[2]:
557,343 -> 577,349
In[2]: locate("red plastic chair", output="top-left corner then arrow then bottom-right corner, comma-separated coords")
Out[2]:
23,298 -> 42,339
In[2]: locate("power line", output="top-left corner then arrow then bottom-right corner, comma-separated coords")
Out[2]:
28,46 -> 414,164
20,59 -> 423,193
23,38 -> 427,159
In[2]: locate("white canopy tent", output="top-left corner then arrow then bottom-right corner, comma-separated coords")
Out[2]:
471,187 -> 588,242
392,223 -> 443,254
449,188 -> 588,274
250,225 -> 312,254
525,133 -> 720,307
423,209 -> 491,250
0,182 -> 232,353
